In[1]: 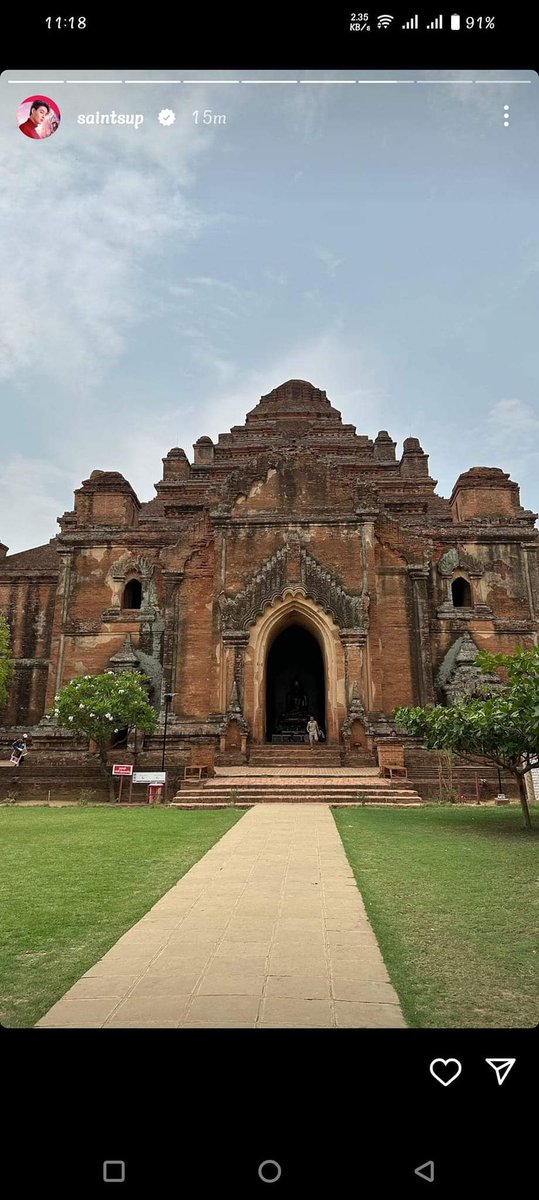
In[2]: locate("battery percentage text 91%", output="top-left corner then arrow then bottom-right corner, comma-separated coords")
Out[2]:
466,15 -> 495,28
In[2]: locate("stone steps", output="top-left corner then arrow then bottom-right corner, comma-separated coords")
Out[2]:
175,776 -> 422,805
249,746 -> 340,754
249,750 -> 342,767
248,747 -> 377,769
171,802 -> 421,809
203,776 -> 390,787
215,766 -> 381,777
248,759 -> 344,769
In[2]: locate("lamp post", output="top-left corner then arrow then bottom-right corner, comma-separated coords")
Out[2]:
495,765 -> 508,806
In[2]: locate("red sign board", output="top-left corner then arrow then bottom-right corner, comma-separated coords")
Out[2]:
112,764 -> 133,776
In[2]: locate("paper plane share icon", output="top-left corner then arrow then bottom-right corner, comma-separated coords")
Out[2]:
485,1058 -> 516,1086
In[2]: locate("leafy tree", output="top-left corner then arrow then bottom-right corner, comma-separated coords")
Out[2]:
395,645 -> 539,831
49,671 -> 157,769
0,613 -> 15,709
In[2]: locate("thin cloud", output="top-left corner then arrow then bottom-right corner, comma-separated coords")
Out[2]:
0,81 -> 226,391
475,398 -> 539,510
186,276 -> 242,293
265,270 -> 287,286
182,328 -> 386,446
64,329 -> 386,542
315,247 -> 342,276
487,398 -> 539,440
0,456 -> 73,554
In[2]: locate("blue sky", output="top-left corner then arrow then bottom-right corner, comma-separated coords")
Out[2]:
0,69 -> 537,551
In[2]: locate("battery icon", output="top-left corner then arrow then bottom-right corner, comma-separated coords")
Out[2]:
450,13 -> 461,28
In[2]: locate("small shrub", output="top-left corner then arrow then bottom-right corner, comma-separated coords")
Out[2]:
78,788 -> 97,806
436,787 -> 459,805
228,788 -> 239,807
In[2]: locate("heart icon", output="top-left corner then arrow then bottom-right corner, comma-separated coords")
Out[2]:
429,1058 -> 462,1087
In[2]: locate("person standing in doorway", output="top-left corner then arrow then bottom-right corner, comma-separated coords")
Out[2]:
306,715 -> 320,749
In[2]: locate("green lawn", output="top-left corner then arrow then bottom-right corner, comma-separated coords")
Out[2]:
0,806 -> 244,1028
332,805 -> 539,1028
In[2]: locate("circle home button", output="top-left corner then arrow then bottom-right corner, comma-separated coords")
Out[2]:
258,1160 -> 282,1184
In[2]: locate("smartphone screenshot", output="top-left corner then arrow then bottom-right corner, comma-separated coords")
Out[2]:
1,8 -> 537,1196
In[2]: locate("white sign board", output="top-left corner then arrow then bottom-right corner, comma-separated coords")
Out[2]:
132,771 -> 166,784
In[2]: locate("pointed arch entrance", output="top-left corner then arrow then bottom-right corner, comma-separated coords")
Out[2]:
244,593 -> 346,745
265,624 -> 325,742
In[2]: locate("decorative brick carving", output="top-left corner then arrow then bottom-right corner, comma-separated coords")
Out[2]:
223,678 -> 250,736
219,547 -> 288,631
106,633 -> 161,711
110,553 -> 154,582
108,633 -> 141,674
438,547 -> 484,577
341,681 -> 370,737
299,548 -> 366,632
436,632 -> 502,704
219,544 -> 366,633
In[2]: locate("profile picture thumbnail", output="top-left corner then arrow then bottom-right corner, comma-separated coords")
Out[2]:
17,95 -> 61,140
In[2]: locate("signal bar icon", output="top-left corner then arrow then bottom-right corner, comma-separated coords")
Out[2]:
426,13 -> 443,28
377,13 -> 394,27
402,14 -> 418,29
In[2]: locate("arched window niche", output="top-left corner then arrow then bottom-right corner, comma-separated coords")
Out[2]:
122,578 -> 142,610
451,576 -> 472,608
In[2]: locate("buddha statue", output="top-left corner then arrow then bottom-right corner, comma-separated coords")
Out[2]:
285,677 -> 308,713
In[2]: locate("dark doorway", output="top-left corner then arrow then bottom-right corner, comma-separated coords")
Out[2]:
123,579 -> 142,609
266,624 -> 325,742
451,576 -> 471,607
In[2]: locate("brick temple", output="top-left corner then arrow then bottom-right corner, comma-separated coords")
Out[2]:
1,379 -> 538,797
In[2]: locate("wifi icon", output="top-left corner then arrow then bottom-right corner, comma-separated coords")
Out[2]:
377,13 -> 394,26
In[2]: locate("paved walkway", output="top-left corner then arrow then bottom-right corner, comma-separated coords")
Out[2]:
36,805 -> 406,1029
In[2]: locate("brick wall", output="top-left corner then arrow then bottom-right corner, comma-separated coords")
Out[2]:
403,744 -> 519,802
